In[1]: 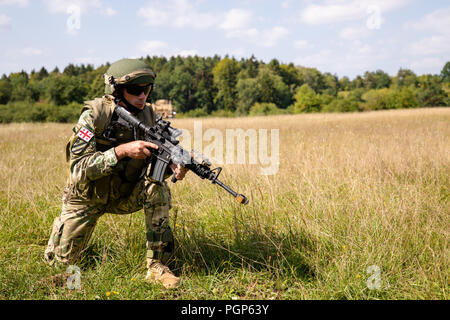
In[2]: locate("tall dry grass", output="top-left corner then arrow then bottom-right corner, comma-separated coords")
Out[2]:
0,108 -> 448,299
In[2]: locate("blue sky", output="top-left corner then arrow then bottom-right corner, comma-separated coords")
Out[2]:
0,0 -> 449,79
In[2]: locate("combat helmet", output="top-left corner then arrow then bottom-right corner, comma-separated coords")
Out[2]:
104,58 -> 156,96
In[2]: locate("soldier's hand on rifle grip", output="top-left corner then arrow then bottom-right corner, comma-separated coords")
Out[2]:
170,163 -> 189,182
114,141 -> 159,160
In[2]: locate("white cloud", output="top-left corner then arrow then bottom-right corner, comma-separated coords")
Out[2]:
224,27 -> 258,39
300,0 -> 410,25
172,0 -> 218,29
138,40 -> 169,55
43,0 -> 103,14
294,49 -> 334,70
281,1 -> 291,9
21,47 -> 42,56
293,40 -> 312,49
138,0 -> 218,29
261,26 -> 289,47
103,7 -> 116,16
407,8 -> 450,57
137,6 -> 169,26
409,7 -> 450,36
410,35 -> 450,56
294,41 -> 391,76
300,3 -> 362,25
220,9 -> 252,31
138,2 -> 286,47
225,26 -> 288,48
410,57 -> 446,72
339,26 -> 370,40
229,47 -> 246,57
43,0 -> 118,35
74,56 -> 103,65
0,14 -> 11,31
0,0 -> 28,6
355,44 -> 372,55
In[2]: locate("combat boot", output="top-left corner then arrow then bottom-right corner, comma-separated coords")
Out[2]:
146,259 -> 180,289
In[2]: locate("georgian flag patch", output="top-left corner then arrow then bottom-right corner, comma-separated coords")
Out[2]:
77,127 -> 94,142
71,127 -> 94,155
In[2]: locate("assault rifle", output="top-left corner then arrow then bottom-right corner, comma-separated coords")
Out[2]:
113,103 -> 249,205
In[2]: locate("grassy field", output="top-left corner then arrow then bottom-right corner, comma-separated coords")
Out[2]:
0,108 -> 448,300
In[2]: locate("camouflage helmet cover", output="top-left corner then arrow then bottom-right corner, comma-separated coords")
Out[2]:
104,58 -> 156,95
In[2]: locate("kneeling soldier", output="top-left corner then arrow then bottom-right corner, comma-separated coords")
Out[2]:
44,58 -> 188,289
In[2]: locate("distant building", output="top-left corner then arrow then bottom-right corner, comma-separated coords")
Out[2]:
151,99 -> 176,118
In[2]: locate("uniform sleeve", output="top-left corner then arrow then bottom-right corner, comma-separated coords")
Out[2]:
69,110 -> 118,182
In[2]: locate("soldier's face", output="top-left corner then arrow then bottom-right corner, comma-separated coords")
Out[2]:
123,84 -> 151,109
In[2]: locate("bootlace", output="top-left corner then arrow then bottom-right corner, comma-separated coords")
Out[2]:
151,262 -> 172,275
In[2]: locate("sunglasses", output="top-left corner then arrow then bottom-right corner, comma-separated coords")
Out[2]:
124,84 -> 153,96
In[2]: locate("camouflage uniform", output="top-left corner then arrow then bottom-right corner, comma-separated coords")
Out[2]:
44,95 -> 174,267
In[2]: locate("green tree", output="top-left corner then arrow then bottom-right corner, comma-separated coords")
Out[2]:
351,75 -> 364,89
394,68 -> 418,87
291,84 -> 322,113
245,54 -> 259,78
63,64 -> 79,77
267,58 -> 281,76
0,77 -> 12,104
236,77 -> 260,115
35,67 -> 49,81
192,58 -> 216,113
440,61 -> 450,83
85,64 -> 109,100
417,75 -> 447,106
339,76 -> 351,91
47,74 -> 88,105
212,57 -> 240,111
279,63 -> 302,87
152,67 -> 173,102
323,96 -> 359,113
361,88 -> 391,111
297,67 -> 325,93
256,66 -> 291,108
144,55 -> 169,73
363,70 -> 391,89
322,72 -> 339,96
387,86 -> 419,109
168,66 -> 195,113
9,71 -> 34,102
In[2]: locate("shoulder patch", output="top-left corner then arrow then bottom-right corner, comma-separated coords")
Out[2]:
71,138 -> 88,155
71,127 -> 95,155
77,127 -> 94,142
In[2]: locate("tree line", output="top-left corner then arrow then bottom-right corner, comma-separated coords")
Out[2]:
0,55 -> 449,123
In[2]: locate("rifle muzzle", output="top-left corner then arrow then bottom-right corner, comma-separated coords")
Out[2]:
235,194 -> 249,205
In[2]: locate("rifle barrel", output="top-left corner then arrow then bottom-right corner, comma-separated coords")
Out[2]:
214,179 -> 249,205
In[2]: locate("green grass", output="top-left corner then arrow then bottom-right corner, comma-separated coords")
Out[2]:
0,108 -> 448,300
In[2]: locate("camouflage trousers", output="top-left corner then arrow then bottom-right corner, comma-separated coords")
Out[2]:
44,177 -> 173,267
